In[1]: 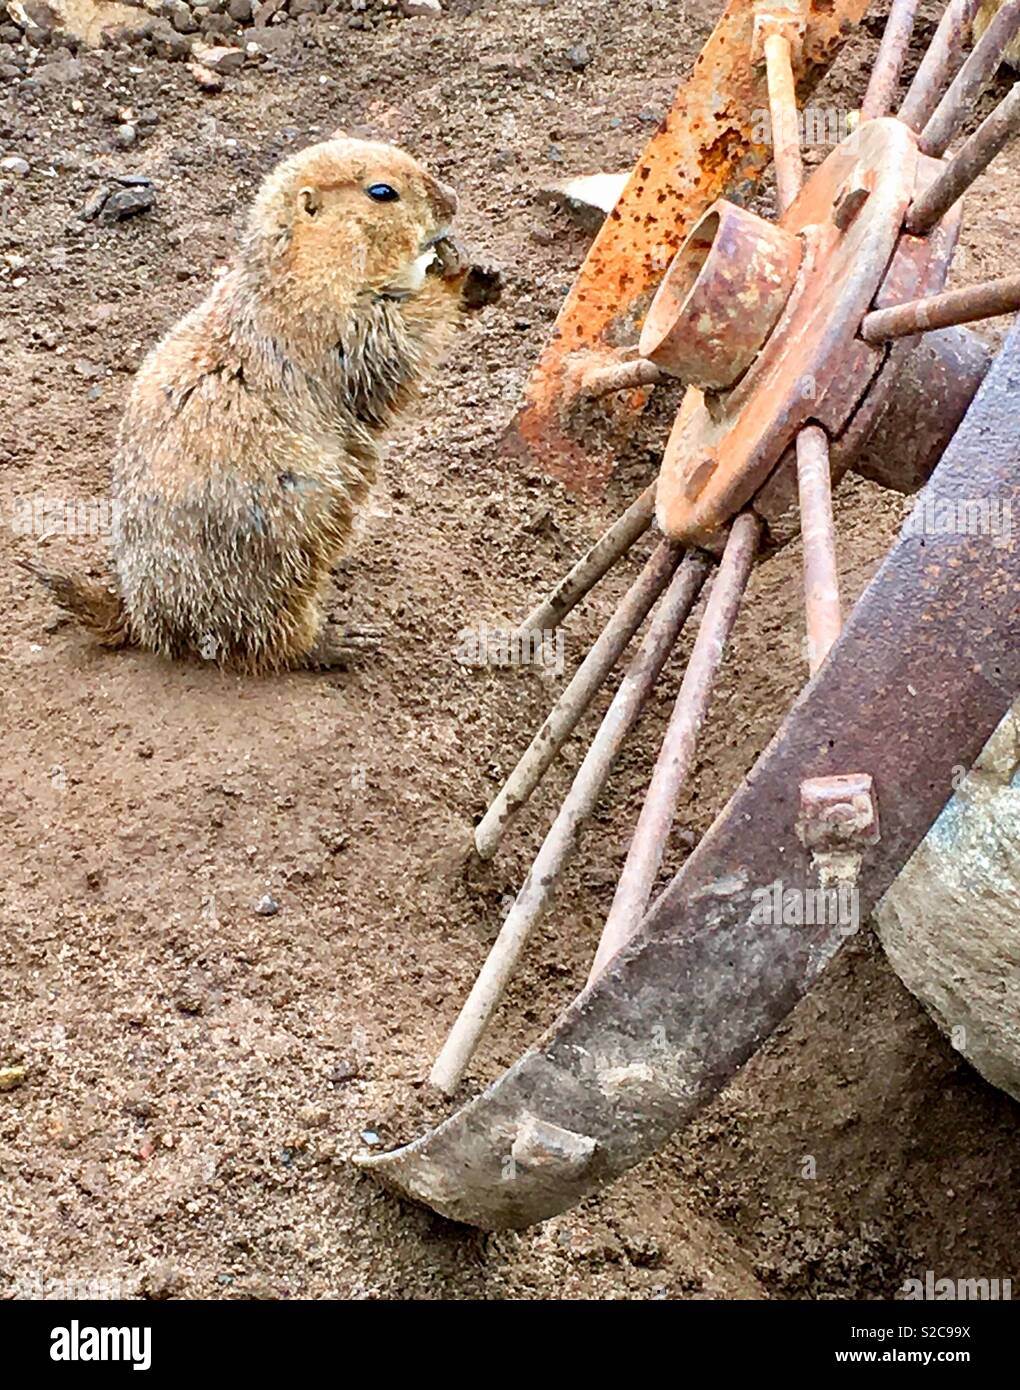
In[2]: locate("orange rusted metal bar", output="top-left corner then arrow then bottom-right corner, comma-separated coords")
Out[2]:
580,356 -> 667,400
503,0 -> 873,496
861,275 -> 1020,340
796,424 -> 842,673
763,30 -> 804,213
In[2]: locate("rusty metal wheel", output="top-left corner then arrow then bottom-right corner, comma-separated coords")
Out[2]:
358,0 -> 1020,1228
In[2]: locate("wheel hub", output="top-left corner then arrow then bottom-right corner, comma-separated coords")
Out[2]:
653,118 -> 918,544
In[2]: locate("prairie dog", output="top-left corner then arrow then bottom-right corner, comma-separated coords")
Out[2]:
25,137 -> 496,674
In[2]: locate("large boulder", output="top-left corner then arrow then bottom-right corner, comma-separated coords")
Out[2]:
875,700 -> 1020,1101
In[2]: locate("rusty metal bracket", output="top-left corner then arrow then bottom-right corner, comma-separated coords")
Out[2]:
751,3 -> 808,63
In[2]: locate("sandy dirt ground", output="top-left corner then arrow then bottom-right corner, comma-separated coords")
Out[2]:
2,0 -> 1019,1300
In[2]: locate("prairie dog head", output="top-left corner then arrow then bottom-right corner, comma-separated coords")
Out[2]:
241,136 -> 458,329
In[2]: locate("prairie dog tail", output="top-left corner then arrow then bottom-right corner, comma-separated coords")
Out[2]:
18,558 -> 133,649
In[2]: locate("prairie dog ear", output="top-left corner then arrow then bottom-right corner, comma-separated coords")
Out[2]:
298,185 -> 322,217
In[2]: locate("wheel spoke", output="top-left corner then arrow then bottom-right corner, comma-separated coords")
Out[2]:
475,535 -> 682,860
763,31 -> 803,213
580,355 -> 666,400
513,482 -> 657,638
908,82 -> 1020,233
588,512 -> 760,981
862,0 -> 921,121
899,0 -> 984,132
920,0 -> 1020,157
431,552 -> 711,1093
862,274 -> 1020,340
796,426 -> 842,675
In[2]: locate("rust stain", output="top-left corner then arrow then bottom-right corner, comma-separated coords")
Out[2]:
504,0 -> 871,494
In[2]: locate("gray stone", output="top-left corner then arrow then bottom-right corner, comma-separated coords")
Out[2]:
148,16 -> 193,56
241,23 -> 293,53
192,40 -> 244,70
28,56 -> 84,83
99,184 -> 155,223
164,0 -> 197,30
82,186 -> 112,219
875,701 -> 1020,1102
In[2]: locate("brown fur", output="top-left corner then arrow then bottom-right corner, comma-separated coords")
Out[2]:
17,559 -> 132,647
27,137 -> 474,674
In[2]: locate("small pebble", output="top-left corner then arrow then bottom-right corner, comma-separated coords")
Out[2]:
99,185 -> 156,224
0,1066 -> 26,1092
0,155 -> 29,176
254,893 -> 280,917
192,41 -> 245,73
166,0 -> 198,33
360,1129 -> 380,1146
189,60 -> 225,92
115,123 -> 136,148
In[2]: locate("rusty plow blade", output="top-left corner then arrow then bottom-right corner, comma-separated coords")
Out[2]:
358,319 -> 1020,1229
503,0 -> 871,494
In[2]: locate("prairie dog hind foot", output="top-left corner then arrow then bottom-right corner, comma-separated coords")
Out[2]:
302,623 -> 385,671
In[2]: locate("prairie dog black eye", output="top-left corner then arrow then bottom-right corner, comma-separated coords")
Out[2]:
366,183 -> 400,203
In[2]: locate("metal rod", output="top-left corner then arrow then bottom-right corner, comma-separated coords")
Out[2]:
862,274 -> 1020,341
796,426 -> 842,675
475,537 -> 683,860
861,0 -> 921,121
764,31 -> 803,215
899,0 -> 983,132
588,512 -> 760,982
919,0 -> 1020,157
513,482 -> 657,638
907,82 -> 1020,234
581,356 -> 668,400
431,552 -> 712,1093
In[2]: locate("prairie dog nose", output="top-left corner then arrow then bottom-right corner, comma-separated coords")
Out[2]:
430,177 -> 459,222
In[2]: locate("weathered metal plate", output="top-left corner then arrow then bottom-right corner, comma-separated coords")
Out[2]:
359,318 -> 1020,1229
503,0 -> 873,494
